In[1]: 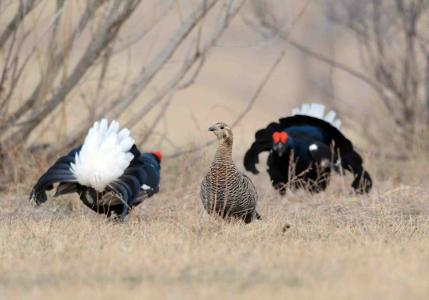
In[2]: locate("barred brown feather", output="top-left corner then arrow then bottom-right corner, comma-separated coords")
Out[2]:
200,122 -> 259,223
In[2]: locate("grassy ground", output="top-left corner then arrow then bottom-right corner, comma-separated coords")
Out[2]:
0,153 -> 429,300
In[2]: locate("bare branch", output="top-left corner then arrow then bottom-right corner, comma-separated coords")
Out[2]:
5,0 -> 141,145
104,0 -> 220,120
126,0 -> 246,141
1,0 -> 108,132
167,47 -> 287,159
45,0 -> 240,157
137,91 -> 175,146
0,0 -> 40,48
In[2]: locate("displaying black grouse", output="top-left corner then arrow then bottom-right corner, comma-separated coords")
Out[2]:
244,103 -> 372,195
30,119 -> 162,220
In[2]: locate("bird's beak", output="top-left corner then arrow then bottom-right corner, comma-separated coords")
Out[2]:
208,125 -> 216,132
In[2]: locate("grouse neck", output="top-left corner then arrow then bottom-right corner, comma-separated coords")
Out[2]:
213,139 -> 233,164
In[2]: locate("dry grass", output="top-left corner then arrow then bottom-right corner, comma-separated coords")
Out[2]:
1,1 -> 428,299
1,152 -> 429,300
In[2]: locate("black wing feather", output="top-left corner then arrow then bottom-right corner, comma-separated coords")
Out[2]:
30,146 -> 81,205
341,150 -> 372,193
108,181 -> 131,204
244,123 -> 282,174
117,174 -> 141,204
308,141 -> 332,162
280,115 -> 371,192
30,143 -> 162,217
107,157 -> 148,207
245,115 -> 372,193
278,115 -> 353,153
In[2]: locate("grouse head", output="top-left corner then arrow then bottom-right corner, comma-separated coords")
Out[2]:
272,131 -> 289,157
208,122 -> 233,145
149,151 -> 163,163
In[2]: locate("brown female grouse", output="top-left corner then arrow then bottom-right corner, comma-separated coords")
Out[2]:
200,122 -> 260,223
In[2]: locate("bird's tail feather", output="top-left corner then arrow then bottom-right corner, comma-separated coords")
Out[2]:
70,119 -> 135,192
292,103 -> 342,129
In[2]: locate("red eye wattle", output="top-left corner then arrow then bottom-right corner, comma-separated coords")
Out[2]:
150,151 -> 162,162
272,132 -> 280,144
279,132 -> 288,144
272,131 -> 288,144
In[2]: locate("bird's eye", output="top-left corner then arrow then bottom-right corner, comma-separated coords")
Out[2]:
220,125 -> 224,129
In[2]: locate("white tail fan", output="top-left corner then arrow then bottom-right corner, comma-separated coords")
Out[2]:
70,119 -> 135,192
291,103 -> 342,129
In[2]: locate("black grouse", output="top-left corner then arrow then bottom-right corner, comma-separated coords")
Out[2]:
244,103 -> 372,195
30,119 -> 162,220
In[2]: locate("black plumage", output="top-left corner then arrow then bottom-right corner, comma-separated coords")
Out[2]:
244,104 -> 372,195
30,141 -> 161,220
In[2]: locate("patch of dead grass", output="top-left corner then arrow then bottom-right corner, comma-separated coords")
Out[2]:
1,152 -> 429,299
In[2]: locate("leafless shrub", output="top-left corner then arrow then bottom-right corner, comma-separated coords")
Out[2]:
323,0 -> 429,143
0,0 -> 246,183
246,0 -> 429,154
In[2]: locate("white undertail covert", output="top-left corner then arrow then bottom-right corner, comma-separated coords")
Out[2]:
291,103 -> 342,129
70,119 -> 135,192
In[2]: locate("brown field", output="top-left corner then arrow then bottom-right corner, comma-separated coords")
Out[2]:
1,151 -> 429,300
1,1 -> 429,299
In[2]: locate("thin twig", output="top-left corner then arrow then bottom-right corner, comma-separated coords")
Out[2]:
167,0 -> 312,158
6,1 -> 140,145
167,47 -> 287,159
0,0 -> 40,48
105,0 -> 221,119
52,0 -> 244,156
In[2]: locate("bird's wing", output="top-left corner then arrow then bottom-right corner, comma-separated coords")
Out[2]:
29,146 -> 81,206
244,122 -> 282,174
106,151 -> 161,208
307,141 -> 332,163
241,172 -> 258,197
276,114 -> 372,193
278,115 -> 353,153
341,150 -> 372,193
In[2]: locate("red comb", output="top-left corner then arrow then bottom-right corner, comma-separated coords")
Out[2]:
150,151 -> 162,162
272,132 -> 280,144
279,132 -> 288,144
272,131 -> 288,144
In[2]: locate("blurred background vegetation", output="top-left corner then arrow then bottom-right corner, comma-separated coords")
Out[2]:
1,3 -> 429,298
0,0 -> 428,184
